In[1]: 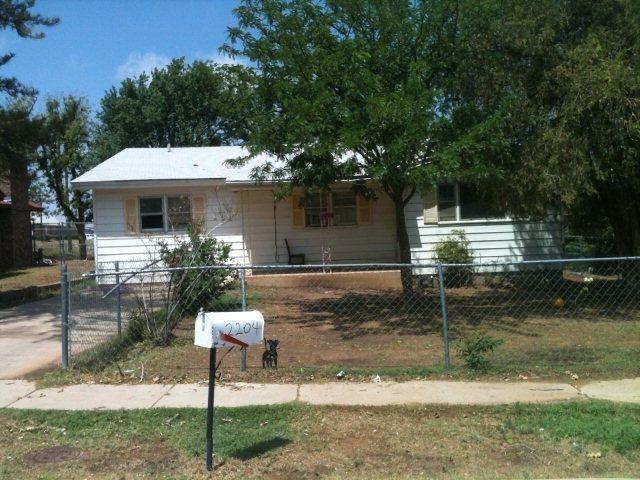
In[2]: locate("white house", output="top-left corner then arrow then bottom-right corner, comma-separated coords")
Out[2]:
71,146 -> 562,270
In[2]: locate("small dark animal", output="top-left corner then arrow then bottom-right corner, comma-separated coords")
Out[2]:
262,339 -> 279,369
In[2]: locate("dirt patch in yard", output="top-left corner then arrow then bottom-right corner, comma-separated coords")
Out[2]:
24,445 -> 84,465
44,270 -> 640,387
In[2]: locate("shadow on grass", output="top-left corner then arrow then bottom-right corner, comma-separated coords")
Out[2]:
229,436 -> 292,460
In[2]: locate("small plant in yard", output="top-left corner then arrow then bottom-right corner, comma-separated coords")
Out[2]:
456,334 -> 504,372
433,229 -> 475,287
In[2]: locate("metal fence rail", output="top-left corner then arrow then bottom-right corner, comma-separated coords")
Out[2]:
60,257 -> 640,376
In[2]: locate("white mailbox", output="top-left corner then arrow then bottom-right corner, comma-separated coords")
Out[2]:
194,310 -> 264,349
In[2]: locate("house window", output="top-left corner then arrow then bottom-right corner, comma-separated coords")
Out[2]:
459,184 -> 501,220
332,190 -> 357,226
139,197 -> 164,231
302,190 -> 359,228
437,185 -> 457,221
437,184 -> 503,222
167,196 -> 191,230
305,192 -> 330,227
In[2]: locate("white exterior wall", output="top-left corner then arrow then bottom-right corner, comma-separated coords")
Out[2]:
239,186 -> 398,265
92,185 -> 562,270
404,194 -> 563,266
92,186 -> 247,269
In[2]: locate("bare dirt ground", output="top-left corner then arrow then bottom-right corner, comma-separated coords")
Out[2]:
45,271 -> 640,386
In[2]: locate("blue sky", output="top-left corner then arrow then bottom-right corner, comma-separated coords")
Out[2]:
0,0 -> 240,113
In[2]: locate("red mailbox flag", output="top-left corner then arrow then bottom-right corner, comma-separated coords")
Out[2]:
220,333 -> 249,348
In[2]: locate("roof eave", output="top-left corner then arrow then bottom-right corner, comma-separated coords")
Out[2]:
71,178 -> 227,191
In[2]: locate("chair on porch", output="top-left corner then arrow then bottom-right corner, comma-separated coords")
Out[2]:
285,239 -> 305,265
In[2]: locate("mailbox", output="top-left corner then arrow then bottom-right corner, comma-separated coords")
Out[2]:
194,310 -> 264,349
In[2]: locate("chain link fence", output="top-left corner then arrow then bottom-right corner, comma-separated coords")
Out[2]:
32,221 -> 94,263
61,257 -> 640,380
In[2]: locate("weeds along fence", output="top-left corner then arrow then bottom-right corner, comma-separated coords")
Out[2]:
61,257 -> 640,377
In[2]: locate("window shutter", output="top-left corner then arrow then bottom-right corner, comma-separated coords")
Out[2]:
291,192 -> 305,228
191,195 -> 206,228
423,189 -> 438,224
124,197 -> 138,234
357,195 -> 373,225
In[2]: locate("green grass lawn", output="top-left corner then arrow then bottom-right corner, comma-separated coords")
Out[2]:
1,401 -> 639,479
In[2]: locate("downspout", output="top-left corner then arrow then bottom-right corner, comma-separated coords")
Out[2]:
273,191 -> 279,263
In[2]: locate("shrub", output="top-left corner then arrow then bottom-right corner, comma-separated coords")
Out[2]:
456,334 -> 504,372
124,223 -> 236,346
433,229 -> 474,287
159,224 -> 235,318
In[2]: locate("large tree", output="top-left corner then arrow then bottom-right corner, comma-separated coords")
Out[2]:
0,99 -> 42,267
92,58 -> 254,160
224,0 -> 496,290
0,0 -> 58,97
0,0 -> 57,268
446,0 -> 640,256
37,96 -> 93,259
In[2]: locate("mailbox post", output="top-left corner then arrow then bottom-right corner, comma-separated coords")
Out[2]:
194,310 -> 265,471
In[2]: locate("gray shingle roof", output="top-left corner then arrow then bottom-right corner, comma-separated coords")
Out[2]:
71,146 -> 278,189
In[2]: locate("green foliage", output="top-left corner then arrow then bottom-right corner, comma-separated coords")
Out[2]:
158,224 -> 235,317
433,229 -> 474,264
446,0 -> 640,255
456,334 -> 504,372
434,229 -> 474,287
36,95 -> 93,258
92,58 -> 254,160
224,0 -> 496,280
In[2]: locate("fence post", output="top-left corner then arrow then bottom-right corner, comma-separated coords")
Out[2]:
437,263 -> 451,369
58,222 -> 64,259
60,264 -> 69,368
240,268 -> 247,371
115,261 -> 122,336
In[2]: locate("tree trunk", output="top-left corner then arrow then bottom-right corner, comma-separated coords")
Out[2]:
603,187 -> 640,257
601,185 -> 640,283
75,221 -> 87,260
391,190 -> 414,293
9,158 -> 32,268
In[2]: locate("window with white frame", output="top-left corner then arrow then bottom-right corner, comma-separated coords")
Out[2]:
437,184 -> 503,222
139,197 -> 164,231
139,195 -> 192,232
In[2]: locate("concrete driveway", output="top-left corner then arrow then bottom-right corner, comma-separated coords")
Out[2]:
0,297 -> 60,379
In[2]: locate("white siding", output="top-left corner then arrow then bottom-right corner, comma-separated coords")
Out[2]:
92,186 -> 247,269
405,193 -> 562,266
239,186 -> 397,264
92,185 -> 562,271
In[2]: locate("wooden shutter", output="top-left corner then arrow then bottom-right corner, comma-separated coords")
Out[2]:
191,195 -> 206,228
357,195 -> 373,225
423,189 -> 438,224
291,191 -> 305,228
124,197 -> 138,234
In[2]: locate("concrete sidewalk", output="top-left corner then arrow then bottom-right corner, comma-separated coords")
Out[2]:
1,378 -> 639,410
